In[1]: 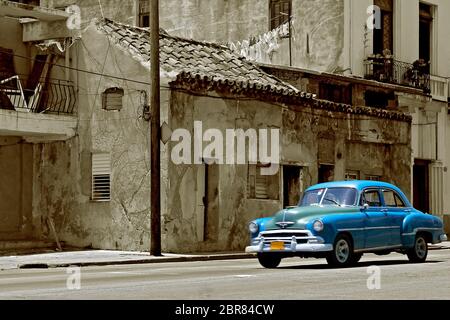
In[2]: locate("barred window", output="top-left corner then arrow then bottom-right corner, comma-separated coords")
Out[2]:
92,153 -> 111,202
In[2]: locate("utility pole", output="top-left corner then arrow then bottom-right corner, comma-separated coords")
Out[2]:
288,4 -> 292,67
150,0 -> 161,256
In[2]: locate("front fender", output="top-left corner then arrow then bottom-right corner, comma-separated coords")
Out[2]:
250,217 -> 273,239
309,213 -> 366,250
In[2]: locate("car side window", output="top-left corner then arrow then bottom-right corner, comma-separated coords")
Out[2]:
394,193 -> 406,207
361,189 -> 382,207
382,189 -> 407,208
383,190 -> 397,207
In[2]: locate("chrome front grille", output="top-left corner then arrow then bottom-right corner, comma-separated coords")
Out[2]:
261,231 -> 309,239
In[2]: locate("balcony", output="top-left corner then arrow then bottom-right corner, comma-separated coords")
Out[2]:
0,73 -> 77,141
429,75 -> 449,103
364,57 -> 431,94
0,73 -> 76,114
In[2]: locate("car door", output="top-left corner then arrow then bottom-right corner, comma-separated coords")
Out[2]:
361,188 -> 391,249
381,189 -> 410,246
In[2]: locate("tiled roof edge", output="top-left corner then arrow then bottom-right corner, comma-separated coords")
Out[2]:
96,18 -> 230,51
171,73 -> 412,122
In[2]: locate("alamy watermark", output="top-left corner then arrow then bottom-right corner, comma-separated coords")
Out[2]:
66,266 -> 81,290
66,5 -> 82,30
170,121 -> 280,176
366,266 -> 381,290
367,5 -> 382,30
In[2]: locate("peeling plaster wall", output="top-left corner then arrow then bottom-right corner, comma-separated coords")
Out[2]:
166,90 -> 411,253
44,0 -> 343,72
160,0 -> 344,72
42,0 -> 137,25
159,0 -> 268,42
272,0 -> 345,72
32,25 -> 170,251
0,18 -> 30,76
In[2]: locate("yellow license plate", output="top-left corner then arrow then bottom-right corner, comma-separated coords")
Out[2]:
270,241 -> 285,250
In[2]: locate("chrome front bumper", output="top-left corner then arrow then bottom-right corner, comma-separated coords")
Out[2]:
245,229 -> 333,253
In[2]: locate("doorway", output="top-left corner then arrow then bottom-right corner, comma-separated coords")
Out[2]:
203,163 -> 219,242
413,159 -> 430,213
283,166 -> 302,207
0,141 -> 33,240
318,164 -> 335,183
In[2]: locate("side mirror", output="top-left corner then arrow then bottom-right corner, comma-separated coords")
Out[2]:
361,203 -> 369,211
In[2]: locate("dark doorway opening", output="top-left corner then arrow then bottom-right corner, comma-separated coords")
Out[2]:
203,163 -> 219,242
413,159 -> 430,213
419,2 -> 433,68
283,166 -> 302,207
318,164 -> 335,184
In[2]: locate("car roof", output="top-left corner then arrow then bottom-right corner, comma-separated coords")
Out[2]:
306,180 -> 403,193
305,180 -> 412,207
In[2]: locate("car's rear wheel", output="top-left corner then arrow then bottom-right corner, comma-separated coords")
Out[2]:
257,253 -> 281,269
326,234 -> 355,268
407,234 -> 428,263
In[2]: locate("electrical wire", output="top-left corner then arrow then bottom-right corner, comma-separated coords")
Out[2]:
3,51 -> 154,87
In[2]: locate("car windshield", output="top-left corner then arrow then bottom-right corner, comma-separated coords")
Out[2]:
299,187 -> 357,207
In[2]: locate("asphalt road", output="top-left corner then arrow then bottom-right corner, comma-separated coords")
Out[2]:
0,249 -> 449,300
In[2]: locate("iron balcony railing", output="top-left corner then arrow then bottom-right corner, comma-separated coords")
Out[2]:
0,73 -> 76,115
364,57 -> 431,94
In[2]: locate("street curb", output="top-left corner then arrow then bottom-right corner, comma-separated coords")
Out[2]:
18,253 -> 257,269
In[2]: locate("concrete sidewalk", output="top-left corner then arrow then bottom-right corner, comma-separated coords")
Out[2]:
0,241 -> 448,271
0,249 -> 255,270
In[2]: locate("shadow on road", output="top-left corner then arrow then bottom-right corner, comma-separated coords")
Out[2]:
277,260 -> 443,270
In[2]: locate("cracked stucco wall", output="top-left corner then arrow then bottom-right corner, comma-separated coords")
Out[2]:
29,16 -> 410,253
165,90 -> 411,253
32,25 -> 170,251
44,0 -> 343,72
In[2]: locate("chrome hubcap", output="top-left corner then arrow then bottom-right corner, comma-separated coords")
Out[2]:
336,239 -> 350,263
415,238 -> 427,259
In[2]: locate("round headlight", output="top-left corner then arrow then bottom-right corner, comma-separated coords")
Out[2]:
249,221 -> 259,234
313,220 -> 324,232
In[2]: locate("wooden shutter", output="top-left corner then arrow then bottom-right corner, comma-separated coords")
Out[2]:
102,87 -> 124,111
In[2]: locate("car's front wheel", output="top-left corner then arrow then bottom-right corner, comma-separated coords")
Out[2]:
326,234 -> 355,268
257,253 -> 281,269
407,234 -> 428,263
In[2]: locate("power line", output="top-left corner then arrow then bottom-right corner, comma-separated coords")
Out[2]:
4,51 -> 153,86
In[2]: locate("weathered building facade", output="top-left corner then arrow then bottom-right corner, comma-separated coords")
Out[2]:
38,0 -> 450,233
0,0 -> 414,253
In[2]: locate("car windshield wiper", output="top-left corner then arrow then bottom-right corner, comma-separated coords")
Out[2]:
323,198 -> 341,207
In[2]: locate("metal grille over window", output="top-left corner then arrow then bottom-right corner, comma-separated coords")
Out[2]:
92,153 -> 111,201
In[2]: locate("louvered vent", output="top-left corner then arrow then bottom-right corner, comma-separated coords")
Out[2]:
92,153 -> 111,201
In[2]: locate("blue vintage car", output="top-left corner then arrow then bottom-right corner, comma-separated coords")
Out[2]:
246,180 -> 447,268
